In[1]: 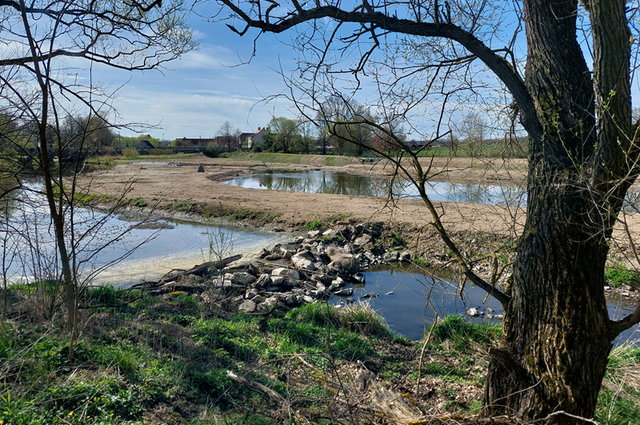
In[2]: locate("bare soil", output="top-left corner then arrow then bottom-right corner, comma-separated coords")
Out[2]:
83,155 -> 526,234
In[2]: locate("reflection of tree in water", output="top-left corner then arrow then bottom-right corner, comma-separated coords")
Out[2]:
323,173 -> 373,196
445,182 -> 488,204
443,182 -> 525,206
236,171 -> 528,206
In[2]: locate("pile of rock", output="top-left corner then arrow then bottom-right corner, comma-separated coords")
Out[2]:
156,222 -> 414,313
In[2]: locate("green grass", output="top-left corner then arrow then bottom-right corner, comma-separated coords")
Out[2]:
304,219 -> 322,230
605,266 -> 640,288
413,257 -> 430,267
431,315 -> 501,351
324,156 -> 351,166
4,283 -> 636,424
595,344 -> 640,424
0,289 -> 406,424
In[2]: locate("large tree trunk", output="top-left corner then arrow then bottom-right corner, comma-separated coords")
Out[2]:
483,0 -> 633,422
484,174 -> 613,422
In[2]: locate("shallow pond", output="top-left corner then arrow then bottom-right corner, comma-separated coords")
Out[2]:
2,184 -> 285,286
330,264 -> 640,344
223,170 -> 525,206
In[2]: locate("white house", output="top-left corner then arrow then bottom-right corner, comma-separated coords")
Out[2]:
239,127 -> 266,150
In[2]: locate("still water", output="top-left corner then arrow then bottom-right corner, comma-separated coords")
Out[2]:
223,170 -> 526,206
1,183 -> 283,285
332,265 -> 640,344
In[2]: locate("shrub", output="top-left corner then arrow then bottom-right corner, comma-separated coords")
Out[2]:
122,147 -> 139,159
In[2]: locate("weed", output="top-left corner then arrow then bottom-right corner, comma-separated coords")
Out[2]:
202,215 -> 235,267
413,257 -> 430,267
261,212 -> 282,225
173,200 -> 198,212
305,220 -> 322,231
605,266 -> 640,288
390,232 -> 405,247
330,213 -> 349,223
130,197 -> 146,208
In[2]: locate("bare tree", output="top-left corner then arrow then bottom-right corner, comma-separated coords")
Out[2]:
217,121 -> 240,152
0,0 -> 194,354
211,0 -> 640,421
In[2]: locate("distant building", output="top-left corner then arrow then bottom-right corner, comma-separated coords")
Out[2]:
239,127 -> 265,150
178,137 -> 216,147
137,139 -> 155,154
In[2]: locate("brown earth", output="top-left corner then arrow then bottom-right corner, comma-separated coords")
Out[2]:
82,155 -> 526,233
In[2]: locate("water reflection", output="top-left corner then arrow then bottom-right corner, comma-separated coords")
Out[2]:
330,264 -> 640,344
2,183 -> 283,286
223,170 -> 526,206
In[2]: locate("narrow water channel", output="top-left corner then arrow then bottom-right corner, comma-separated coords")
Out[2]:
331,264 -> 640,345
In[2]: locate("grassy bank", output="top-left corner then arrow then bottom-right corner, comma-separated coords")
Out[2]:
221,152 -> 353,167
1,283 -> 638,424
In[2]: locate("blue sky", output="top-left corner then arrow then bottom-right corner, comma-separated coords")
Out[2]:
96,4 -> 640,142
100,11 -> 298,141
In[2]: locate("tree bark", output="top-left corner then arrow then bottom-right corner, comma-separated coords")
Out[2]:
484,1 -> 633,422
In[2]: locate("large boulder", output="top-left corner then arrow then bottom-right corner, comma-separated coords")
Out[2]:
291,250 -> 316,271
231,272 -> 257,286
272,267 -> 300,281
325,246 -> 359,275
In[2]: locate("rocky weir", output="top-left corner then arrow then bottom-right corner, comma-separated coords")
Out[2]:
132,222 -> 418,314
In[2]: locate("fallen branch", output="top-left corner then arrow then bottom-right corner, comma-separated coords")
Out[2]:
128,254 -> 242,290
226,370 -> 289,407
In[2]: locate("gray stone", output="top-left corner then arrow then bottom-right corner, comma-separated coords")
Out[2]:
334,288 -> 354,296
362,292 -> 378,298
384,252 -> 399,262
238,300 -> 256,313
302,295 -> 315,304
353,273 -> 366,284
253,274 -> 272,288
272,267 -> 300,280
326,246 -> 360,275
399,251 -> 411,262
308,230 -> 321,238
354,234 -> 372,247
271,276 -> 286,286
197,164 -> 205,172
329,283 -> 342,292
332,276 -> 346,286
225,261 -> 260,276
231,272 -> 257,286
467,308 -> 481,317
245,288 -> 259,299
292,251 -> 316,271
